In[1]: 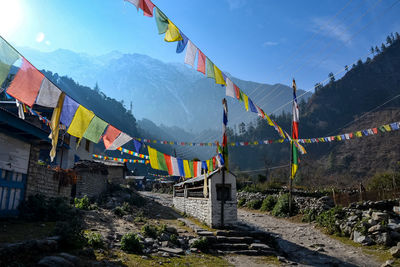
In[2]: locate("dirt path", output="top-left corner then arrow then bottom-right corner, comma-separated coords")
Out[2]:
143,192 -> 382,267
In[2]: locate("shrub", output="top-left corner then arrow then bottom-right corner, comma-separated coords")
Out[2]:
141,224 -> 158,238
114,206 -> 127,217
52,217 -> 85,249
247,199 -> 262,210
271,194 -> 297,217
121,232 -> 143,253
316,206 -> 345,235
74,195 -> 90,210
302,208 -> 318,223
238,198 -> 246,207
260,195 -> 277,212
122,202 -> 132,212
190,237 -> 208,252
85,231 -> 104,249
169,234 -> 179,245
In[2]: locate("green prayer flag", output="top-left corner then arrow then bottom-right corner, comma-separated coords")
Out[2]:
291,142 -> 298,179
0,38 -> 20,85
83,116 -> 108,143
378,126 -> 386,133
157,151 -> 168,171
189,160 -> 194,178
155,7 -> 169,34
206,58 -> 215,79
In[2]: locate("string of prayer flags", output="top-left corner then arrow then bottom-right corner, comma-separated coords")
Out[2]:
83,116 -> 108,143
197,50 -> 206,74
93,154 -> 149,164
67,105 -> 95,139
154,7 -> 168,34
184,41 -> 197,67
117,147 -> 149,159
60,96 -> 79,127
102,125 -> 122,150
6,57 -> 44,107
164,20 -> 183,42
0,37 -> 21,85
35,78 -> 62,108
176,33 -> 188,53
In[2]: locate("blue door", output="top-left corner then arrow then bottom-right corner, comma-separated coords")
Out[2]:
0,168 -> 27,217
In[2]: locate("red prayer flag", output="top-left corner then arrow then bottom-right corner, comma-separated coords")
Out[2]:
140,0 -> 155,17
102,125 -> 121,149
233,83 -> 240,99
164,154 -> 173,175
197,50 -> 206,74
372,128 -> 378,134
7,57 -> 44,107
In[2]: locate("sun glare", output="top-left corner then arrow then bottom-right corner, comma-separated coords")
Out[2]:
0,0 -> 23,38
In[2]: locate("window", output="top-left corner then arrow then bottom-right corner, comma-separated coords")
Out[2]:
216,184 -> 231,201
85,139 -> 91,152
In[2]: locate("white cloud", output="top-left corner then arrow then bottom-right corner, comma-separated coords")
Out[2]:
225,0 -> 245,10
310,17 -> 352,45
36,32 -> 45,43
263,41 -> 278,47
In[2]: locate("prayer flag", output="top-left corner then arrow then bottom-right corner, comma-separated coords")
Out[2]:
155,7 -> 169,34
82,116 -> 108,143
35,78 -> 62,108
6,57 -> 44,107
139,0 -> 155,17
67,105 -> 95,139
164,20 -> 183,42
177,159 -> 185,177
383,124 -> 391,131
183,160 -> 191,178
60,96 -> 79,127
102,125 -> 121,149
201,161 -> 208,173
197,50 -> 206,74
0,37 -> 20,85
164,154 -> 173,175
234,83 -> 241,99
148,146 -> 159,170
184,40 -> 197,67
125,0 -> 139,9
107,132 -> 132,150
391,122 -> 399,130
213,65 -> 226,85
355,131 -> 362,137
225,78 -> 235,98
49,93 -> 65,162
243,93 -> 249,111
248,98 -> 257,113
176,32 -> 188,53
291,141 -> 298,179
157,151 -> 168,171
134,139 -> 142,152
206,58 -> 215,79
189,160 -> 194,178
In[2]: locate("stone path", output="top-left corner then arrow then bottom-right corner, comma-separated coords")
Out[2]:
238,209 -> 381,267
144,192 -> 383,267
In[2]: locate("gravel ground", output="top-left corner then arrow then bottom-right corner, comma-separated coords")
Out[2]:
143,192 -> 382,267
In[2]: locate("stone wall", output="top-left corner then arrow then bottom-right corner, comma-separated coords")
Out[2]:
107,167 -> 125,185
173,197 -> 211,225
26,146 -> 71,200
210,201 -> 237,228
75,171 -> 107,199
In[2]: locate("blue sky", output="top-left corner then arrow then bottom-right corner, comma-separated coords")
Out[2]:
1,0 -> 400,91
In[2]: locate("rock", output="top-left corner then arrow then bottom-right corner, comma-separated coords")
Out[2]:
368,224 -> 386,233
197,231 -> 214,236
372,212 -> 388,222
373,232 -> 391,246
353,231 -> 374,245
249,243 -> 271,250
144,238 -> 155,245
159,233 -> 170,242
37,256 -> 75,267
188,238 -> 199,247
122,215 -> 134,222
381,259 -> 394,267
158,247 -> 184,255
390,231 -> 400,241
390,246 -> 400,257
57,253 -> 79,265
166,227 -> 177,234
388,223 -> 400,232
161,241 -> 171,247
368,219 -> 379,226
348,215 -> 359,222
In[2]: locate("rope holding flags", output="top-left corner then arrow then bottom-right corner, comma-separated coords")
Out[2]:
93,154 -> 149,164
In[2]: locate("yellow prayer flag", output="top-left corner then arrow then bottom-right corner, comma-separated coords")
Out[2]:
265,113 -> 274,126
355,131 -> 362,137
147,146 -> 159,170
213,65 -> 226,85
49,93 -> 65,162
383,124 -> 391,131
67,105 -> 95,139
243,93 -> 249,111
164,20 -> 183,42
183,160 -> 191,178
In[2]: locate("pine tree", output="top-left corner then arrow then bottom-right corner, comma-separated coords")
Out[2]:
370,46 -> 375,55
328,72 -> 335,83
375,46 -> 380,53
345,65 -> 349,72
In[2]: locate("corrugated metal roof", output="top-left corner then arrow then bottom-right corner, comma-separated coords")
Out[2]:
174,168 -> 221,187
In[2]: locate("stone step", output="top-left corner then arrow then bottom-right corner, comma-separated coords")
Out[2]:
215,230 -> 249,237
197,231 -> 214,237
211,243 -> 249,250
220,249 -> 277,256
215,236 -> 254,244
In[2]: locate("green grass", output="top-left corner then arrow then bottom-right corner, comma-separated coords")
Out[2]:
96,251 -> 232,266
0,221 -> 56,243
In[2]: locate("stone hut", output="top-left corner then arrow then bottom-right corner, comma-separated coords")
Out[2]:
93,160 -> 126,185
73,160 -> 108,198
173,169 -> 237,228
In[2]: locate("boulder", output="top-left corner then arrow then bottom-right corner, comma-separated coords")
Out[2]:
348,215 -> 359,222
390,231 -> 400,241
122,215 -> 134,222
368,224 -> 386,233
388,223 -> 400,232
144,238 -> 155,245
368,219 -> 379,226
373,232 -> 391,246
390,246 -> 400,258
353,231 -> 374,245
37,256 -> 75,267
166,227 -> 178,235
371,212 -> 388,222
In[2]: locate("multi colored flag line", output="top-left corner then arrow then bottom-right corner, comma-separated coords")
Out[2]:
92,154 -> 149,164
123,0 -> 306,155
